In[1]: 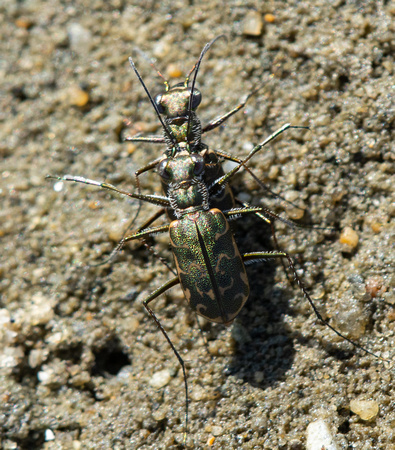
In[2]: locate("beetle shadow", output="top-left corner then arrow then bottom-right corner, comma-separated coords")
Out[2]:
226,213 -> 296,391
227,265 -> 295,390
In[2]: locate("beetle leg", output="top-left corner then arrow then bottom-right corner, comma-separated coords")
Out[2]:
211,124 -> 309,191
141,276 -> 189,441
124,134 -> 165,143
89,209 -> 169,268
123,223 -> 170,243
234,201 -> 293,284
46,174 -> 170,208
201,86 -> 261,133
242,251 -> 386,362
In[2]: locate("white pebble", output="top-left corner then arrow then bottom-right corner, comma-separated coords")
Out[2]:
45,429 -> 55,441
0,308 -> 11,327
37,368 -> 53,384
0,346 -> 24,369
28,348 -> 47,368
306,420 -> 339,450
242,10 -> 263,36
67,23 -> 92,54
28,293 -> 54,326
149,369 -> 172,389
211,426 -> 223,437
53,181 -> 64,192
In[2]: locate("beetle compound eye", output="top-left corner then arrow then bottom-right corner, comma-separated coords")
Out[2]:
187,87 -> 202,109
188,88 -> 202,109
154,94 -> 165,114
208,152 -> 218,163
191,154 -> 205,175
157,159 -> 171,179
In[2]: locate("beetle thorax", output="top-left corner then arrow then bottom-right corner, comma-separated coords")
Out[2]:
168,179 -> 209,218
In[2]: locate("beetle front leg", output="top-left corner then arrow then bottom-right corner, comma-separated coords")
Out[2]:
212,124 -> 309,191
202,86 -> 261,133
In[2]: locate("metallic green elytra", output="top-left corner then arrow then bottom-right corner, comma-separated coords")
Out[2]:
170,208 -> 249,324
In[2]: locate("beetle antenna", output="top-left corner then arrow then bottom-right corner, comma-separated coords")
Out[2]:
186,35 -> 227,145
128,57 -> 179,151
133,47 -> 170,91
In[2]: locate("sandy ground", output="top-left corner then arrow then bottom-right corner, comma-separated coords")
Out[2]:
1,1 -> 394,449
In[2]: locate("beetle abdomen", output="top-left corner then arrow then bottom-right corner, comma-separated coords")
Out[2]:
170,208 -> 249,324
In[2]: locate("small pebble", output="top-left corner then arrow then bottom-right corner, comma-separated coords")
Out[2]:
284,190 -> 299,203
207,436 -> 215,446
306,420 -> 339,450
87,200 -> 101,210
189,384 -> 207,401
370,220 -> 383,233
67,23 -> 93,54
331,292 -> 367,338
68,86 -> 90,107
339,226 -> 359,248
211,426 -> 223,437
268,165 -> 279,180
28,293 -> 54,326
0,346 -> 24,369
365,276 -> 384,298
125,142 -> 137,155
208,340 -> 222,356
166,63 -> 182,78
28,348 -> 47,368
264,13 -> 275,23
37,368 -> 53,384
149,369 -> 172,389
286,206 -> 305,220
53,181 -> 64,193
15,17 -> 34,29
242,10 -> 263,36
152,406 -> 168,421
45,429 -> 55,441
71,370 -> 91,387
139,429 -> 151,440
350,399 -> 379,421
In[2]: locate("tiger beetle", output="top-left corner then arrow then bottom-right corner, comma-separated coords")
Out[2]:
48,37 -> 388,444
47,124 -> 385,442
